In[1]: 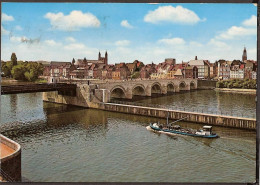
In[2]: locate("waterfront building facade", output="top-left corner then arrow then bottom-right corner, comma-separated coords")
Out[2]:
218,60 -> 232,80
188,59 -> 209,79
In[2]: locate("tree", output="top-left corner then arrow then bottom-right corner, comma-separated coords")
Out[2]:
131,72 -> 140,79
11,53 -> 17,66
11,64 -> 26,80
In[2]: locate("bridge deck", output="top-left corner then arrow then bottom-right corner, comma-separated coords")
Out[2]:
1,83 -> 77,95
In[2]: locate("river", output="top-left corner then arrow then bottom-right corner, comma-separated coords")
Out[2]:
0,91 -> 256,182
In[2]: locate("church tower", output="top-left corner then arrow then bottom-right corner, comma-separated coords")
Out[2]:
105,51 -> 108,65
242,47 -> 247,62
98,51 -> 101,60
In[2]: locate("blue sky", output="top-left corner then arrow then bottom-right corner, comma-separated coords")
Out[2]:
1,3 -> 257,64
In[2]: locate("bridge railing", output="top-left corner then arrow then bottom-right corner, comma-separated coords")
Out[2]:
109,100 -> 256,119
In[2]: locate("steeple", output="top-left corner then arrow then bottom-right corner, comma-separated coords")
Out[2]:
242,47 -> 247,62
105,51 -> 108,65
98,51 -> 101,60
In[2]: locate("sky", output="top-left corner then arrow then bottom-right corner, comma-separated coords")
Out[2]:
1,3 -> 257,64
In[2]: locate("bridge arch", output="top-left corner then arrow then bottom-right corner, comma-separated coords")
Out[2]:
167,82 -> 175,93
151,82 -> 162,94
190,81 -> 196,90
110,85 -> 126,99
132,84 -> 146,96
179,81 -> 187,91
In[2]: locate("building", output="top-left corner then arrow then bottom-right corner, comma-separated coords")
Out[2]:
188,57 -> 209,79
209,62 -> 218,79
244,60 -> 257,79
156,58 -> 176,74
76,51 -> 108,67
217,60 -> 232,80
112,63 -> 131,80
174,69 -> 183,79
184,65 -> 194,78
230,65 -> 244,79
140,63 -> 157,79
70,68 -> 88,79
126,63 -> 137,74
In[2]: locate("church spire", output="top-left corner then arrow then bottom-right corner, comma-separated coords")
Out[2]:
242,46 -> 247,62
98,51 -> 101,60
105,50 -> 108,65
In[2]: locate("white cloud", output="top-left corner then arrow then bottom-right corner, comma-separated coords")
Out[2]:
120,20 -> 134,29
189,41 -> 203,47
64,43 -> 86,50
44,40 -> 61,47
242,15 -> 256,27
158,37 -> 185,45
115,40 -> 131,46
144,5 -> 203,25
216,26 -> 256,40
208,38 -> 229,48
2,13 -> 14,21
66,37 -> 76,42
1,25 -> 9,35
15,25 -> 23,31
44,10 -> 101,31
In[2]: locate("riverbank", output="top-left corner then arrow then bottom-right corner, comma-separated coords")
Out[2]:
1,78 -> 47,86
215,88 -> 256,95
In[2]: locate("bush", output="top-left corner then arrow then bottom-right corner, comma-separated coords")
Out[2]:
217,79 -> 256,89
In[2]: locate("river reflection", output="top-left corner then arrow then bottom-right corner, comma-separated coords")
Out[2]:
0,92 -> 256,182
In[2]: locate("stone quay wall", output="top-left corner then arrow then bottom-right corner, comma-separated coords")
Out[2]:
0,134 -> 21,182
92,103 -> 256,130
197,80 -> 217,89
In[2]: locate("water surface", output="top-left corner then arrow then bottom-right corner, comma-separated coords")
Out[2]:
0,92 -> 256,182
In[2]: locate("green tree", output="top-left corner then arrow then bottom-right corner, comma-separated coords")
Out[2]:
131,72 -> 140,79
11,64 -> 26,80
3,61 -> 14,77
11,53 -> 18,66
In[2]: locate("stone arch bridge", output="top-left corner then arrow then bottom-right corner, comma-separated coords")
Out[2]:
93,79 -> 197,100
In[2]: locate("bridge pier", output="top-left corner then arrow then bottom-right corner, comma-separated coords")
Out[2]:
145,86 -> 152,97
125,88 -> 133,100
175,86 -> 180,92
162,85 -> 167,94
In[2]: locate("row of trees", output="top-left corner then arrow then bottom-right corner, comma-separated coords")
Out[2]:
1,53 -> 44,82
216,79 -> 257,89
